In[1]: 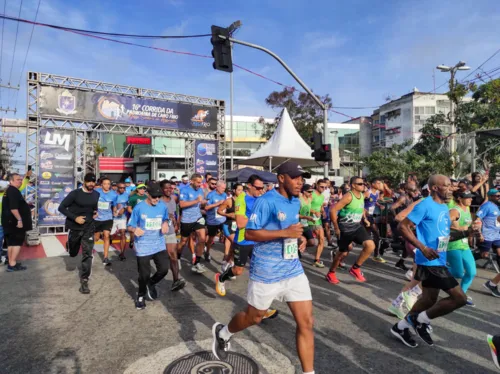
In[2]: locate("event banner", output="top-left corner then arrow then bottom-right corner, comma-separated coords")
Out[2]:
39,86 -> 218,133
37,128 -> 75,226
195,140 -> 218,178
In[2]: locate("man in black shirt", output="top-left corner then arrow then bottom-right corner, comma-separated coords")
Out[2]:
1,173 -> 33,272
58,173 -> 99,294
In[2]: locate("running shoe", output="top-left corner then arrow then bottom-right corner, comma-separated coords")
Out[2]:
483,281 -> 500,298
191,263 -> 207,274
338,262 -> 347,270
79,280 -> 90,294
135,296 -> 146,310
177,259 -> 182,270
391,324 -> 418,348
487,334 -> 500,370
313,260 -> 325,268
466,296 -> 476,307
388,304 -> 406,320
146,282 -> 158,301
221,261 -> 229,273
402,290 -> 418,309
349,267 -> 366,282
191,253 -> 196,265
406,313 -> 433,346
171,278 -> 186,292
119,253 -> 126,261
215,273 -> 226,296
212,323 -> 231,360
395,259 -> 409,271
326,271 -> 340,284
6,263 -> 27,272
263,309 -> 279,320
102,257 -> 112,267
372,256 -> 386,263
204,252 -> 211,262
405,270 -> 414,281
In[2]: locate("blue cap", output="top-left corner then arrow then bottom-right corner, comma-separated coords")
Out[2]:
124,178 -> 131,183
488,188 -> 500,196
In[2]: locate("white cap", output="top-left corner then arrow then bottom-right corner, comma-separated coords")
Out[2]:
422,184 -> 429,190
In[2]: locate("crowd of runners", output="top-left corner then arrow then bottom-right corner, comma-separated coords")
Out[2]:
3,164 -> 500,373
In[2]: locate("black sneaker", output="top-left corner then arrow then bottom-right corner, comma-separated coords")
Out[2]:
212,323 -> 231,360
6,263 -> 27,272
406,314 -> 433,346
146,282 -> 158,301
483,281 -> 500,298
395,259 -> 409,271
135,296 -> 146,310
204,252 -> 211,262
171,278 -> 186,292
79,280 -> 90,294
119,253 -> 126,261
391,324 -> 418,348
103,257 -> 112,267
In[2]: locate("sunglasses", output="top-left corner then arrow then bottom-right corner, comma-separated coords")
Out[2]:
306,190 -> 314,193
150,195 -> 161,199
252,185 -> 264,191
353,183 -> 364,186
317,186 -> 326,189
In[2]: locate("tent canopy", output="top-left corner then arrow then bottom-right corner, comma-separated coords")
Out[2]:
238,108 -> 319,169
226,167 -> 277,184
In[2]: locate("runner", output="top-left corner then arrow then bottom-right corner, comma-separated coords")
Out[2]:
128,183 -> 170,310
94,177 -> 118,266
205,180 -> 227,262
322,179 -> 333,251
299,184 -> 317,249
111,182 -> 129,261
476,189 -> 500,263
309,179 -> 326,268
58,173 -> 99,294
177,173 -> 207,274
364,177 -> 385,263
391,174 -> 467,348
326,176 -> 375,284
127,183 -> 147,249
212,161 -> 315,374
124,177 -> 136,194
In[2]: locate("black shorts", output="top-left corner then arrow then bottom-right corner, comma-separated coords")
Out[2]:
180,221 -> 205,237
414,265 -> 458,290
207,224 -> 223,237
95,219 -> 113,233
303,227 -> 314,241
233,243 -> 253,267
5,231 -> 26,247
338,225 -> 371,252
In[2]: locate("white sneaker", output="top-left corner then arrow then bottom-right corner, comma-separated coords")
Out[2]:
191,263 -> 207,274
177,259 -> 182,270
402,290 -> 418,309
405,270 -> 414,281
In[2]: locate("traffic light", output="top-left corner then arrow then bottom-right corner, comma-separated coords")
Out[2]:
311,131 -> 331,162
211,26 -> 233,73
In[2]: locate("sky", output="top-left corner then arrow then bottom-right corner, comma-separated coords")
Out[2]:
0,0 -> 499,122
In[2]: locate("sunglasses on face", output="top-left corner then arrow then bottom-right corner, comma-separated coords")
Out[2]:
353,183 -> 364,186
252,185 -> 264,191
150,196 -> 161,199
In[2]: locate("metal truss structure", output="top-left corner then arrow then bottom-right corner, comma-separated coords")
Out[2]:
27,72 -> 226,235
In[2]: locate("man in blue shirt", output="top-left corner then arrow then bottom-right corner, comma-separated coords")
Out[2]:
205,180 -> 227,261
95,177 -> 118,266
178,175 -> 190,191
124,178 -> 136,194
111,182 -> 129,261
392,174 -> 467,348
177,173 -> 207,274
128,182 -> 170,310
212,161 -> 315,374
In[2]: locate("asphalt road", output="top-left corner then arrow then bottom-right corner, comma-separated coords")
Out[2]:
1,244 -> 499,374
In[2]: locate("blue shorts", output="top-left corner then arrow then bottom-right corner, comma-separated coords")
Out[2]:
478,239 -> 500,253
322,206 -> 331,224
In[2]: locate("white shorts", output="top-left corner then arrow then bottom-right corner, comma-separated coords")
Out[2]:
164,233 -> 177,245
247,273 -> 312,311
111,219 -> 127,235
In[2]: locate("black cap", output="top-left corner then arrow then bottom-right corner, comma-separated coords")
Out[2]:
454,190 -> 475,199
302,184 -> 313,192
276,161 -> 311,179
147,183 -> 163,198
84,173 -> 96,182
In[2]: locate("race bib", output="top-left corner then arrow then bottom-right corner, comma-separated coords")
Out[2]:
145,218 -> 162,231
437,236 -> 450,252
283,238 -> 298,260
300,219 -> 308,227
98,201 -> 110,210
198,217 -> 206,225
368,206 -> 375,215
231,221 -> 237,231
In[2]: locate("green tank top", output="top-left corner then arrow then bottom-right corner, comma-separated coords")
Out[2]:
300,196 -> 312,227
338,191 -> 364,232
309,191 -> 324,226
447,200 -> 456,209
447,205 -> 472,251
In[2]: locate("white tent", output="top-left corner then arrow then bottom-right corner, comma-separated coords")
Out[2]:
240,108 -> 319,170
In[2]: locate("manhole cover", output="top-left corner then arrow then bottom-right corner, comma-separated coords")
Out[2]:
164,351 -> 259,374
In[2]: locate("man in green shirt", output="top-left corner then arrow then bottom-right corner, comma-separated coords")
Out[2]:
309,179 -> 326,268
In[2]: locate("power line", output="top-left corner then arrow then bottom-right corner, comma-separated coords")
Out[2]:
460,47 -> 500,82
7,0 -> 23,85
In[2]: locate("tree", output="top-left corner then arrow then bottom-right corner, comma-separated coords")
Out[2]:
259,87 -> 332,144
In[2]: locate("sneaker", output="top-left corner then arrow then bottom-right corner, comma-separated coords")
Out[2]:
263,308 -> 279,320
338,262 -> 347,270
211,323 -> 231,360
79,280 -> 90,294
326,271 -> 340,284
388,304 -> 407,320
221,260 -> 229,273
191,253 -> 196,265
349,267 -> 366,282
395,259 -> 409,271
391,324 -> 418,348
103,257 -> 112,266
406,314 -> 433,346
313,260 -> 325,268
135,296 -> 146,310
487,334 -> 500,370
215,273 -> 226,296
191,263 -> 207,274
119,253 -> 126,261
483,281 -> 500,298
466,296 -> 476,307
204,252 -> 211,262
402,290 -> 418,309
146,282 -> 158,301
405,270 -> 414,281
6,263 -> 27,272
177,259 -> 182,270
373,256 -> 386,263
171,278 -> 186,292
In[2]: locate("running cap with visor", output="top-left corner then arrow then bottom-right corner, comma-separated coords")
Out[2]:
147,183 -> 163,198
488,188 -> 500,196
84,173 -> 96,182
136,183 -> 147,189
276,161 -> 311,179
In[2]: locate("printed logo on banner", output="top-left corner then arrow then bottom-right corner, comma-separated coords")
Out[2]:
98,97 -> 126,120
44,131 -> 71,152
55,153 -> 73,160
196,159 -> 205,166
40,151 -> 54,160
191,110 -> 211,128
197,143 -> 216,156
56,90 -> 77,115
42,172 -> 52,179
41,161 -> 53,170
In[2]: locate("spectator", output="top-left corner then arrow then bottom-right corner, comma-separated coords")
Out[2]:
0,180 -> 8,262
471,172 -> 489,213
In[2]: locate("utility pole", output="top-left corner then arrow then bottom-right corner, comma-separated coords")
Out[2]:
226,22 -> 241,171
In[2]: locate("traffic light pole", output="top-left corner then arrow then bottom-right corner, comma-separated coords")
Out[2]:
222,35 -> 329,178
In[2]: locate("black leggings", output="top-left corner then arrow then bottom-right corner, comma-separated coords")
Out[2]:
67,223 -> 95,280
136,250 -> 169,296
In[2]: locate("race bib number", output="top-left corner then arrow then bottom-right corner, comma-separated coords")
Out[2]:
368,206 -> 375,215
98,201 -> 110,210
300,219 -> 308,227
283,238 -> 298,260
231,221 -> 237,231
198,217 -> 206,225
437,236 -> 450,252
145,218 -> 162,231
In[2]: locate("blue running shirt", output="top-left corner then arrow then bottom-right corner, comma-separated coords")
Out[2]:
180,186 -> 204,223
407,196 -> 451,267
128,200 -> 168,257
246,189 -> 304,283
96,189 -> 118,221
115,192 -> 129,219
206,190 -> 227,225
477,201 -> 500,241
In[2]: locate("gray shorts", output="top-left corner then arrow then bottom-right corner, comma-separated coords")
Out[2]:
164,233 -> 177,245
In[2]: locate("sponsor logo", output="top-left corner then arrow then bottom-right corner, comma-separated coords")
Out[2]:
40,193 -> 51,198
44,131 -> 71,152
191,110 -> 211,128
97,96 -> 126,120
196,166 -> 205,174
197,142 -> 216,157
42,172 -> 52,180
41,161 -> 53,169
54,173 -> 73,178
196,159 -> 205,166
249,213 -> 257,222
39,188 -> 52,193
206,161 -> 217,166
277,211 -> 286,221
56,89 -> 77,115
40,151 -> 54,160
55,153 -> 73,160
40,181 -> 50,185
141,214 -> 147,220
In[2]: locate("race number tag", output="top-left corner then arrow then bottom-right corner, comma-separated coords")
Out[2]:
368,206 -> 375,215
283,238 -> 298,260
437,236 -> 450,252
98,201 -> 110,210
198,217 -> 206,225
145,218 -> 162,231
300,218 -> 308,227
231,221 -> 237,231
